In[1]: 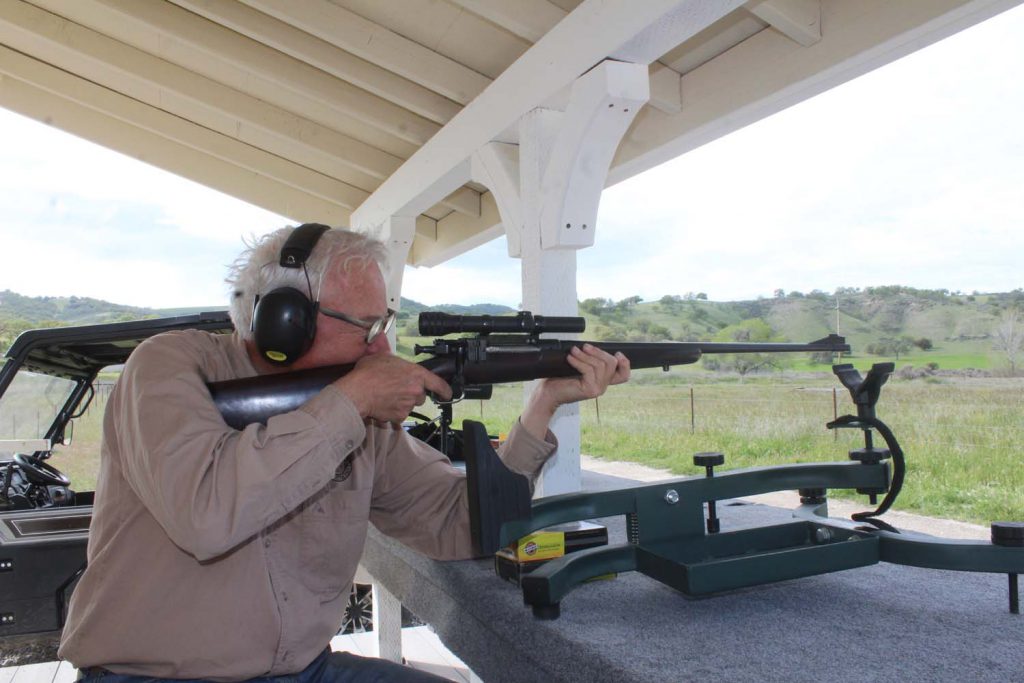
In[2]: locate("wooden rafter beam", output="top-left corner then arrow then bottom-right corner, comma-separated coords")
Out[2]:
0,49 -> 354,223
238,0 -> 491,106
169,0 -> 461,126
0,0 -> 399,191
747,0 -> 821,47
449,0 -> 684,113
30,0 -> 428,157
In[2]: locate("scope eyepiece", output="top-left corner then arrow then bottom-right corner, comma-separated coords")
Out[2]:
418,311 -> 586,336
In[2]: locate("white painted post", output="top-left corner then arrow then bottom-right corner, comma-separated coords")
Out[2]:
372,215 -> 416,663
514,62 -> 649,497
382,216 -> 416,313
518,107 -> 582,497
370,580 -> 403,663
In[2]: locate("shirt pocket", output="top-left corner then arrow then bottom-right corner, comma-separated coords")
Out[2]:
297,482 -> 373,599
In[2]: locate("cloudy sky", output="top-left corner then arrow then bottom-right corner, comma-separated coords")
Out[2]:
1,4 -> 1022,310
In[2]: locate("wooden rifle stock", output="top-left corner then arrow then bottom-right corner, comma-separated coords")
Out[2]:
209,335 -> 848,429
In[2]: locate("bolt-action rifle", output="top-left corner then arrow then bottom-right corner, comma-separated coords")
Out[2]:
209,311 -> 850,430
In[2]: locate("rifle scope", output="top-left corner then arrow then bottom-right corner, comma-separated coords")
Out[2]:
418,311 -> 586,336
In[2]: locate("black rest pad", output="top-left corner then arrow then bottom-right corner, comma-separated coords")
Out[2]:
462,419 -> 532,556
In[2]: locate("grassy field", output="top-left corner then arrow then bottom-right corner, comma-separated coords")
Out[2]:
46,371 -> 1023,526
447,371 -> 1024,525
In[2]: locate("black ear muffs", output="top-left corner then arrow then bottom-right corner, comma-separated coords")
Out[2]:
250,223 -> 331,365
252,287 -> 318,365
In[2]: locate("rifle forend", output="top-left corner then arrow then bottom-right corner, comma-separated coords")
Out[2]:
209,312 -> 849,429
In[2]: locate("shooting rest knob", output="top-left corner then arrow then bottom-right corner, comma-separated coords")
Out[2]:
848,447 -> 891,465
992,522 -> 1024,547
693,452 -> 724,534
693,452 -> 725,468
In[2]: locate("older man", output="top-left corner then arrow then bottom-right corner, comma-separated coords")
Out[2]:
59,224 -> 629,683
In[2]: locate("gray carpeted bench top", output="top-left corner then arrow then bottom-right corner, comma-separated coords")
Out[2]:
361,471 -> 1023,683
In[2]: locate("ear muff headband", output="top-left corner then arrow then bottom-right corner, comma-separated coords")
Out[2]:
279,223 -> 330,268
252,223 -> 330,365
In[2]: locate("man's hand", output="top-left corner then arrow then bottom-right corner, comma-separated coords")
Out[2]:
520,344 -> 631,439
333,354 -> 452,424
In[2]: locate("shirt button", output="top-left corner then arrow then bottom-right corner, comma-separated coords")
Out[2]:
264,538 -> 271,548
345,440 -> 354,450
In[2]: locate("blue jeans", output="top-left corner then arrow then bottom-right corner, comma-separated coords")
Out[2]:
77,649 -> 451,683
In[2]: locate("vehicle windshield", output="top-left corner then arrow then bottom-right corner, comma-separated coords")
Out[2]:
0,369 -> 78,458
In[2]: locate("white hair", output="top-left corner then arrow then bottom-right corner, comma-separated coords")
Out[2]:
226,225 -> 388,339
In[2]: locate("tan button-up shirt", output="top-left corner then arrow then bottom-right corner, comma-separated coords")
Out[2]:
57,330 -> 555,681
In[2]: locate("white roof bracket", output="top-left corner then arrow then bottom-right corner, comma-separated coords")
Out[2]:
470,142 -> 522,258
540,60 -> 650,250
383,215 -> 416,313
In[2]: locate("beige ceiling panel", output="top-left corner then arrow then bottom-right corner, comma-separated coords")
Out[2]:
29,0 -> 424,159
409,191 -> 502,267
450,0 -> 568,43
240,0 -> 491,104
548,0 -> 584,13
420,206 -> 450,222
659,11 -> 766,74
0,1 -> 399,190
0,44 -> 369,211
389,1 -> 529,79
0,69 -> 351,225
170,0 -> 461,126
441,187 -> 482,218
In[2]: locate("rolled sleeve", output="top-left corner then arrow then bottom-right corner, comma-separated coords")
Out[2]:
498,419 -> 558,478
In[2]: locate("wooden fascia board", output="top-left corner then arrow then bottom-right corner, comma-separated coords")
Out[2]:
747,0 -> 822,47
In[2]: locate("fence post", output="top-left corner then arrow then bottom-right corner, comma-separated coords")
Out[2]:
690,387 -> 695,434
832,387 -> 838,441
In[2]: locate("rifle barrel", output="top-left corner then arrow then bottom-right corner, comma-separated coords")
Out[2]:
209,335 -> 848,429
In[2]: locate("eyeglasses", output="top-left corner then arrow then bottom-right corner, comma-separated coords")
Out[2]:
318,306 -> 397,344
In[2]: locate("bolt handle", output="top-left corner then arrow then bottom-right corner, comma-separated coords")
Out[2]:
832,362 -> 894,421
